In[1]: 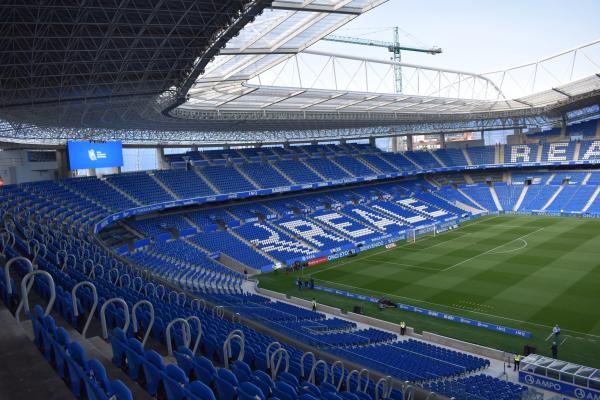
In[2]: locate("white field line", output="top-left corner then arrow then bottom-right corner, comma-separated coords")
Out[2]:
314,278 -> 600,340
311,215 -> 504,276
363,259 -> 441,272
442,227 -> 544,272
488,238 -> 528,254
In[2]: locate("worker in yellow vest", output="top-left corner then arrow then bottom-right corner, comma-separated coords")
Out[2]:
514,354 -> 521,371
400,321 -> 406,336
311,298 -> 317,312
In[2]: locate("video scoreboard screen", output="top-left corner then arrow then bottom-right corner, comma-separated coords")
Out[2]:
67,141 -> 124,170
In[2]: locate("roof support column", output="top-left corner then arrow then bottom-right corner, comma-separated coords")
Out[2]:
157,146 -> 168,170
406,135 -> 413,151
56,148 -> 72,180
439,133 -> 446,149
560,114 -> 567,138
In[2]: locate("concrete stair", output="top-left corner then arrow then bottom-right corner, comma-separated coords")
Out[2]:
574,141 -> 582,161
542,185 -> 564,210
462,148 -> 473,165
193,168 -> 221,194
356,156 -> 384,174
582,186 -> 600,212
400,152 -> 422,169
149,172 -> 179,199
269,161 -> 297,184
457,187 -> 485,210
429,150 -> 446,167
233,164 -> 262,190
489,185 -> 503,212
103,178 -> 143,206
513,185 -> 529,211
300,159 -> 327,181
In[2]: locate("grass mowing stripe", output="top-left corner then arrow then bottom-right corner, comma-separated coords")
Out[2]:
442,227 -> 544,271
259,215 -> 600,367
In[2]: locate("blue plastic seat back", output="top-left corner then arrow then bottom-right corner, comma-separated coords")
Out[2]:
320,383 -> 338,395
124,337 -> 145,380
300,383 -> 321,398
215,368 -> 239,400
187,381 -> 217,400
232,360 -> 253,383
163,364 -> 189,400
174,346 -> 194,377
238,382 -> 266,400
274,381 -> 297,400
66,341 -> 89,396
110,380 -> 133,400
279,371 -> 299,388
142,350 -> 165,397
110,328 -> 127,368
323,392 -> 343,400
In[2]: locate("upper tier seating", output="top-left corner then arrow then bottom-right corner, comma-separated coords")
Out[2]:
107,172 -> 175,204
201,165 -> 256,193
360,154 -> 398,173
304,157 -> 351,180
154,169 -> 215,198
466,146 -> 495,165
238,162 -> 291,188
504,144 -> 539,164
578,140 -> 600,161
334,155 -> 378,176
540,141 -> 576,162
434,148 -> 468,167
378,153 -> 415,171
272,160 -> 322,184
404,150 -> 442,169
129,214 -> 193,237
63,176 -> 139,211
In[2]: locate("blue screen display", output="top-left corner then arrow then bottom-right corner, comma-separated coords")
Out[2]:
68,141 -> 124,170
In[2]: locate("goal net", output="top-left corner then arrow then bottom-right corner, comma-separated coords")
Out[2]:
407,224 -> 437,243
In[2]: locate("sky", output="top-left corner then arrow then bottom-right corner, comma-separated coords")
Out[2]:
312,0 -> 600,74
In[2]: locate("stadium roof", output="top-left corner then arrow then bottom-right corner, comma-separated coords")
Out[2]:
0,0 -> 599,145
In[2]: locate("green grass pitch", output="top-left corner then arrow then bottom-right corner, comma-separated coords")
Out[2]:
258,215 -> 600,368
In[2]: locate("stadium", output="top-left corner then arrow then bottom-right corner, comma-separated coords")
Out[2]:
1,1 -> 600,399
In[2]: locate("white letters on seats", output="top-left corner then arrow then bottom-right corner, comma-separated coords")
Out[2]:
547,142 -> 569,161
250,223 -> 313,255
511,145 -> 531,163
314,212 -> 375,238
280,219 -> 345,248
350,208 -> 401,231
582,141 -> 600,160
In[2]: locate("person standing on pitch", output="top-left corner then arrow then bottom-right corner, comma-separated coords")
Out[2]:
552,324 -> 561,341
312,298 -> 317,312
551,342 -> 558,359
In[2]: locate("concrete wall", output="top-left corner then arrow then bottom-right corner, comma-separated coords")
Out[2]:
0,149 -> 58,185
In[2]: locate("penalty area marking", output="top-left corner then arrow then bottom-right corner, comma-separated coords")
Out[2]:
488,238 -> 528,254
442,227 -> 544,272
